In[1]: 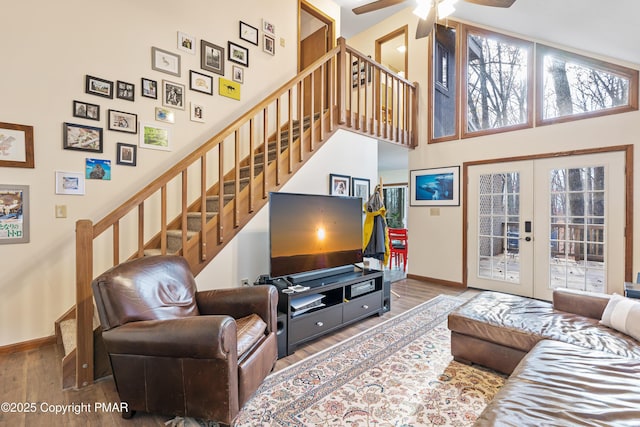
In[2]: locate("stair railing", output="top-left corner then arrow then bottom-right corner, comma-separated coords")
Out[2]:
72,37 -> 418,389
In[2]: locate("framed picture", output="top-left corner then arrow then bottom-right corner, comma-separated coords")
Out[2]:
86,158 -> 111,180
0,184 -> 29,244
155,107 -> 175,124
351,177 -> 370,206
139,123 -> 171,151
151,47 -> 181,77
410,166 -> 460,206
0,122 -> 34,168
189,70 -> 213,95
219,78 -> 241,101
141,78 -> 158,99
73,101 -> 100,121
63,122 -> 103,153
108,109 -> 137,134
162,80 -> 185,110
232,65 -> 244,83
200,40 -> 224,76
262,19 -> 275,35
190,103 -> 205,123
228,41 -> 249,67
239,21 -> 259,46
177,31 -> 196,54
352,60 -> 371,88
329,173 -> 350,196
116,80 -> 135,101
55,171 -> 85,195
85,75 -> 113,98
263,34 -> 275,55
116,143 -> 137,166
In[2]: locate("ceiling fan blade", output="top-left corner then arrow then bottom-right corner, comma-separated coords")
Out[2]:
352,0 -> 407,15
415,7 -> 436,39
463,0 -> 516,7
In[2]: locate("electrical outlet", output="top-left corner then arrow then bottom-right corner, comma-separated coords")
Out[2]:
241,278 -> 250,287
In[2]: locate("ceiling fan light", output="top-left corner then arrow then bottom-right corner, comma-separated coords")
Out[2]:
413,0 -> 433,20
437,0 -> 456,19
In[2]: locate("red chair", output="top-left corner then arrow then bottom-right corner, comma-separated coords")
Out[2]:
388,228 -> 408,271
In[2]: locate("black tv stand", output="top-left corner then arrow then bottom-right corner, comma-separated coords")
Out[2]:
275,267 -> 385,356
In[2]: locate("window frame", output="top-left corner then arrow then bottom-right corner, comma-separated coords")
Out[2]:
535,44 -> 639,127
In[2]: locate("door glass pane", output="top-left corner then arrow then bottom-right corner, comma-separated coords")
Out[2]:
548,166 -> 605,292
477,172 -> 520,283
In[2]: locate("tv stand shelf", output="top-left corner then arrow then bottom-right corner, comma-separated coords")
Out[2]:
275,268 -> 385,356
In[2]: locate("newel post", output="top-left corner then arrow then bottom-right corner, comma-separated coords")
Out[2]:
75,219 -> 94,388
336,37 -> 346,125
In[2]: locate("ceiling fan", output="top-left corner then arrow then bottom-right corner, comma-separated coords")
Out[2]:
352,0 -> 516,39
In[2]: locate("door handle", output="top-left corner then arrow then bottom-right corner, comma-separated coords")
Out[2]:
519,236 -> 532,242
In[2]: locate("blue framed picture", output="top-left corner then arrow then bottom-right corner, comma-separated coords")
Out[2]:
410,166 -> 460,206
86,158 -> 111,181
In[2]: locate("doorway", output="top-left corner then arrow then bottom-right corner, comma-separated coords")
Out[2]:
466,150 -> 629,300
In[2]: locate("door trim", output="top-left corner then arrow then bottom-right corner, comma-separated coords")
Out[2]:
298,0 -> 335,72
462,144 -> 634,288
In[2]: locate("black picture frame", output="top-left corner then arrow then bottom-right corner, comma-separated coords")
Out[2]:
63,122 -> 103,153
329,173 -> 351,196
85,75 -> 113,99
351,177 -> 371,206
200,40 -> 225,76
189,70 -> 213,95
116,142 -> 137,166
141,77 -> 158,99
116,80 -> 135,101
73,100 -> 100,121
228,41 -> 249,67
107,109 -> 138,134
239,21 -> 259,46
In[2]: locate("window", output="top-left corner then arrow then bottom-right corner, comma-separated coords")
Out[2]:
537,45 -> 639,125
463,27 -> 533,137
429,23 -> 459,143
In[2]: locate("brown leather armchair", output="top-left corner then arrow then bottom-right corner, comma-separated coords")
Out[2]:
92,255 -> 278,425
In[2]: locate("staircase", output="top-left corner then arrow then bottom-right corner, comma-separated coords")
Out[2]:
64,37 -> 419,389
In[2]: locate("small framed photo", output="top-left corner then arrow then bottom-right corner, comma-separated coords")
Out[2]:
85,75 -> 113,99
190,103 -> 205,123
410,166 -> 460,206
0,184 -> 29,244
329,173 -> 350,196
108,109 -> 137,134
162,80 -> 185,110
151,47 -> 181,77
263,34 -> 275,55
201,40 -> 224,76
73,101 -> 100,121
177,31 -> 196,54
86,158 -> 111,180
63,122 -> 103,153
189,70 -> 213,95
116,143 -> 137,166
239,21 -> 259,46
219,77 -> 241,101
55,171 -> 85,195
351,177 -> 370,206
140,122 -> 171,151
0,122 -> 34,168
228,41 -> 249,67
116,81 -> 135,101
155,107 -> 175,124
141,78 -> 158,99
262,19 -> 275,35
232,65 -> 244,83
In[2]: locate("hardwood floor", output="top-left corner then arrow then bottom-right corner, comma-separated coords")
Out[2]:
0,279 -> 474,427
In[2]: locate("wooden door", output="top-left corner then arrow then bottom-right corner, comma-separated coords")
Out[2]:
300,25 -> 328,116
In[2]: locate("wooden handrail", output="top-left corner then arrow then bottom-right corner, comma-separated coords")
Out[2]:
72,37 -> 418,389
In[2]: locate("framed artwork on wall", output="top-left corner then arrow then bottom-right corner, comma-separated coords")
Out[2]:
0,184 -> 29,244
116,143 -> 137,166
239,21 -> 259,46
351,177 -> 370,206
63,122 -> 103,153
73,101 -> 100,121
85,75 -> 113,99
162,80 -> 185,110
141,78 -> 158,99
107,110 -> 137,134
116,80 -> 135,101
0,122 -> 34,168
263,34 -> 275,55
177,31 -> 196,54
228,41 -> 249,67
86,158 -> 111,180
329,173 -> 350,196
155,107 -> 175,124
410,166 -> 460,206
200,40 -> 224,76
139,123 -> 171,151
151,47 -> 181,77
190,103 -> 205,123
219,78 -> 240,101
55,171 -> 85,195
189,70 -> 213,95
232,65 -> 244,83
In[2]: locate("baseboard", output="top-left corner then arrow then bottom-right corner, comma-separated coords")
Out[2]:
0,335 -> 57,355
406,274 -> 465,288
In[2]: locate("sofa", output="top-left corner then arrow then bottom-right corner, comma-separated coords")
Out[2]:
448,289 -> 640,426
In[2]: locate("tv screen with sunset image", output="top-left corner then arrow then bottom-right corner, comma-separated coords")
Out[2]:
269,192 -> 363,278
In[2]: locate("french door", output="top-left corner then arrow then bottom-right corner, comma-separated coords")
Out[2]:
467,152 -> 626,300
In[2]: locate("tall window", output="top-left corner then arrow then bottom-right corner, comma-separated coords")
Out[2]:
537,45 -> 639,125
463,28 -> 533,136
429,23 -> 458,142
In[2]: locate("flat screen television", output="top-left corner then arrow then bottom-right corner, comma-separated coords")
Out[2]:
269,192 -> 363,278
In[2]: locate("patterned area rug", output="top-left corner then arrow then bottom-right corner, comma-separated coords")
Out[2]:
173,294 -> 505,427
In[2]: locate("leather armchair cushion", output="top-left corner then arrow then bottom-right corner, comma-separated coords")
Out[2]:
600,293 -> 640,341
236,313 -> 267,357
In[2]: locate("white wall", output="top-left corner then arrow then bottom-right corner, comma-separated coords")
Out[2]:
0,0 -> 341,346
196,129 -> 379,289
347,8 -> 640,284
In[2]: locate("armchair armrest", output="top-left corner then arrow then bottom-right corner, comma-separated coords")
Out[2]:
102,315 -> 237,359
196,285 -> 278,332
552,288 -> 612,320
